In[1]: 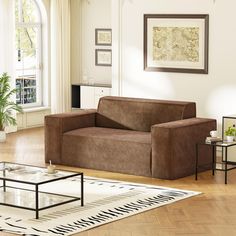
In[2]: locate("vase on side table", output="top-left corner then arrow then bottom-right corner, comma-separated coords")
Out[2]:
226,136 -> 234,142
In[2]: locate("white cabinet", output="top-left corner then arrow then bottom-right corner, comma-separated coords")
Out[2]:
80,86 -> 95,109
80,85 -> 111,109
94,87 -> 111,107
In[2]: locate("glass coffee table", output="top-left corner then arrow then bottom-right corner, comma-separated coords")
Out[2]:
0,162 -> 84,219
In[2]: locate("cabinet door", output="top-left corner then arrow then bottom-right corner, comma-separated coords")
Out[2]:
94,87 -> 111,107
80,86 -> 95,109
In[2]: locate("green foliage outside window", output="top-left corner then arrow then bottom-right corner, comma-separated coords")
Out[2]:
15,0 -> 39,60
15,0 -> 40,106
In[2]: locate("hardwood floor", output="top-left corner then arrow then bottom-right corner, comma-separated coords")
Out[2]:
1,127 -> 236,235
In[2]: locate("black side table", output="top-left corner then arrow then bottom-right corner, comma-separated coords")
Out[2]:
196,141 -> 236,184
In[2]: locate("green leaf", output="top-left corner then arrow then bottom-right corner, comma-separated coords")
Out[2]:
0,72 -> 23,130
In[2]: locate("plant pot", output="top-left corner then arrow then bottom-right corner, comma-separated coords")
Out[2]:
226,136 -> 234,142
0,130 -> 6,142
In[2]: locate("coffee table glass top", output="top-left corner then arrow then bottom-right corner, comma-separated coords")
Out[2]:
0,162 -> 81,184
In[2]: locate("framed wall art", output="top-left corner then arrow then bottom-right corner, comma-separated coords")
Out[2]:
95,49 -> 112,66
144,14 -> 209,74
95,28 -> 112,46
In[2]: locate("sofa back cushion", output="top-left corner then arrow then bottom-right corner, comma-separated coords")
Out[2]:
96,96 -> 196,132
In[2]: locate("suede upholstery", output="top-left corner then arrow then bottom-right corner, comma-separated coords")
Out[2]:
62,127 -> 151,176
45,96 -> 216,179
96,96 -> 196,131
45,109 -> 96,164
151,118 -> 215,179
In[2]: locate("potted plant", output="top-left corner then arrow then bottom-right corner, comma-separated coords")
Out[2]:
0,72 -> 23,142
225,126 -> 236,142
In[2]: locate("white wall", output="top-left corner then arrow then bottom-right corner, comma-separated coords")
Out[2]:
71,0 -> 82,85
112,0 -> 236,131
71,0 -> 112,85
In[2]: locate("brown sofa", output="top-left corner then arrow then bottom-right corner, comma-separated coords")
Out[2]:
45,96 -> 216,179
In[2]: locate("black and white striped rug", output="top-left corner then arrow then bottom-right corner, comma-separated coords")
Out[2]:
0,176 -> 200,235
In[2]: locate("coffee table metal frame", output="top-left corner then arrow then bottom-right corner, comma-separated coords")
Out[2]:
0,162 -> 84,219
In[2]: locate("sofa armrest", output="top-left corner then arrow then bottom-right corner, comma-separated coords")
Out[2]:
151,117 -> 216,179
45,109 -> 96,164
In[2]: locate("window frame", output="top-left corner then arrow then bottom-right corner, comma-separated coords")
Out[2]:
15,0 -> 43,108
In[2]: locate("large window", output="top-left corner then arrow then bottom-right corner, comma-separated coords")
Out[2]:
15,0 -> 42,107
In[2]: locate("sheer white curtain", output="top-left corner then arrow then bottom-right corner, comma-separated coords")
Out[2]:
0,0 -> 16,133
50,0 -> 71,114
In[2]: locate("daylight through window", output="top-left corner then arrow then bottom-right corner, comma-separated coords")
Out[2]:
15,0 -> 42,107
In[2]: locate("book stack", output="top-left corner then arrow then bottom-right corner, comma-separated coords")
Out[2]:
205,136 -> 222,143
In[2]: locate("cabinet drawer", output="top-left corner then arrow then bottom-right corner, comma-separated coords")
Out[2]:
94,87 -> 110,96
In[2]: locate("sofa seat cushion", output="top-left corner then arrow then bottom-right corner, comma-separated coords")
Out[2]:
61,127 -> 152,176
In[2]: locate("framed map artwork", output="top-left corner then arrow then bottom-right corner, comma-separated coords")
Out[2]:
95,49 -> 112,66
144,14 -> 209,74
95,28 -> 112,46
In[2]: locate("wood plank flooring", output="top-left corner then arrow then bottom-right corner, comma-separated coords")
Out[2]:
1,127 -> 236,235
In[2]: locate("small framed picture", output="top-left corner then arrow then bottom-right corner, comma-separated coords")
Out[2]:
95,49 -> 112,66
95,28 -> 112,46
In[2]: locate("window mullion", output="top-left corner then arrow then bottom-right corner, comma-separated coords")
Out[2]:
18,0 -> 23,23
15,0 -> 43,108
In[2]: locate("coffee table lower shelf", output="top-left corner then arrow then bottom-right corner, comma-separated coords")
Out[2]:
0,186 -> 83,219
0,178 -> 84,219
0,162 -> 84,219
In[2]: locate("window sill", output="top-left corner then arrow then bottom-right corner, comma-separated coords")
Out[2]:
22,106 -> 51,113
